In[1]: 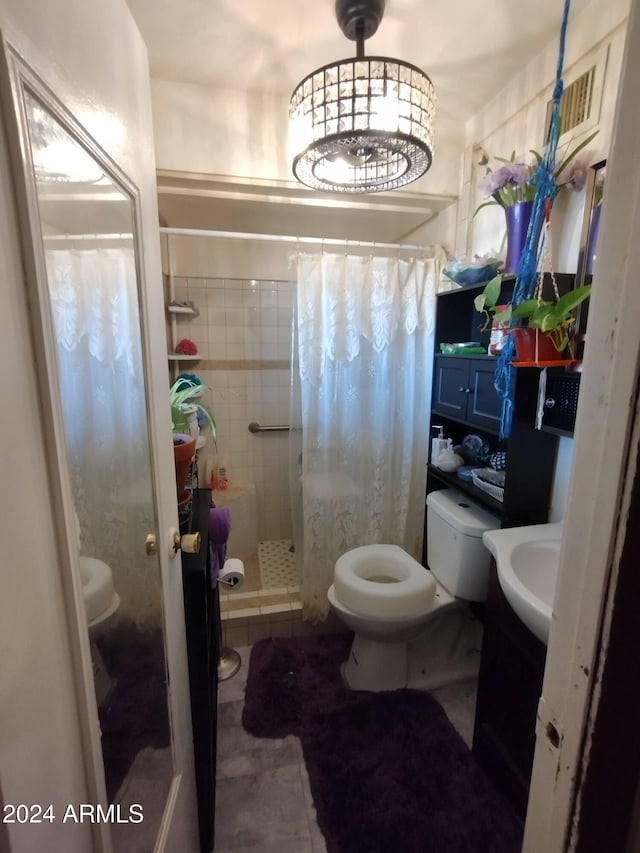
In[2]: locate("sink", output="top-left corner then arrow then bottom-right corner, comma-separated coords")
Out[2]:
482,522 -> 563,645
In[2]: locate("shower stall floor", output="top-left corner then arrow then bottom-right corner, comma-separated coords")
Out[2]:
219,538 -> 345,646
259,539 -> 297,589
219,538 -> 342,646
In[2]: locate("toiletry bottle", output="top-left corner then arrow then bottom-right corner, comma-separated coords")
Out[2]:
489,304 -> 510,355
217,459 -> 229,490
431,425 -> 448,463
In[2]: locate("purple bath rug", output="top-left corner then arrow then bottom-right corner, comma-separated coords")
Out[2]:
243,633 -> 523,853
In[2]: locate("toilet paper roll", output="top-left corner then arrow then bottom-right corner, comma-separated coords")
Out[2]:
218,558 -> 245,590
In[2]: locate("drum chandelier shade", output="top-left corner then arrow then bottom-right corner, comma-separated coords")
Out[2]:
289,0 -> 435,194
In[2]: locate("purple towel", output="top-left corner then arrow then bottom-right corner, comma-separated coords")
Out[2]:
209,505 -> 231,587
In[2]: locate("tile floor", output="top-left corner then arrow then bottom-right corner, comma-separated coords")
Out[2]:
258,540 -> 298,588
214,642 -> 478,852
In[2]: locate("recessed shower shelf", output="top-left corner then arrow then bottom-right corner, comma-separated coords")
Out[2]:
168,353 -> 200,361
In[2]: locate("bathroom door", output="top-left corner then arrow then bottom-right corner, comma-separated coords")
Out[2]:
0,18 -> 198,853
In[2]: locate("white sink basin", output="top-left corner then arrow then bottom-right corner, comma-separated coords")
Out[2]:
482,522 -> 563,645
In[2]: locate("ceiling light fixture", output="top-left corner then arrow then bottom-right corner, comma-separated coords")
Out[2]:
289,0 -> 435,194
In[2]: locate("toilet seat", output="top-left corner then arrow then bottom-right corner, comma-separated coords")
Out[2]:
334,544 -> 436,620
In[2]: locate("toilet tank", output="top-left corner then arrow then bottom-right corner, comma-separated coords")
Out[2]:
426,489 -> 500,602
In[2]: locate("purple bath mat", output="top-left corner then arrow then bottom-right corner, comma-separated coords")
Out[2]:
242,633 -> 523,853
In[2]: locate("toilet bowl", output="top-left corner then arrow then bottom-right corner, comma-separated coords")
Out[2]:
80,556 -> 120,629
328,490 -> 500,692
79,556 -> 120,704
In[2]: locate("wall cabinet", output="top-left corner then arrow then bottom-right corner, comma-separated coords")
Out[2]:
432,355 -> 508,432
426,279 -> 558,528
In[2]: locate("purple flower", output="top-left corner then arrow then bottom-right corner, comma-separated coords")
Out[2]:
508,162 -> 531,185
479,160 -> 535,202
480,165 -> 510,195
557,155 -> 589,191
475,132 -> 598,213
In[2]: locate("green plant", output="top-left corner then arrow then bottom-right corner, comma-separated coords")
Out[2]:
474,274 -> 592,352
169,377 -> 217,439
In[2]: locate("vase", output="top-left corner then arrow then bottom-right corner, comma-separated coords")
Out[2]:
504,200 -> 538,274
511,328 -> 567,363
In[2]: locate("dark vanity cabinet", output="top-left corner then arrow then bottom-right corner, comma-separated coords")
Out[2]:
181,489 -> 219,852
472,563 -> 547,819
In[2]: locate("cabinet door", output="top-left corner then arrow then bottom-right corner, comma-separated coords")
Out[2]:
468,359 -> 504,432
473,563 -> 546,818
432,356 -> 469,420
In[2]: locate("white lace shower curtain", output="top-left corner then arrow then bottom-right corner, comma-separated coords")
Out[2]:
290,251 -> 438,622
45,246 -> 160,626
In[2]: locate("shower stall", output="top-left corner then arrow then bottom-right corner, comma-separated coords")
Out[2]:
164,230 -> 299,593
163,229 -> 439,613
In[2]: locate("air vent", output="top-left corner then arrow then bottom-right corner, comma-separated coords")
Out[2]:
545,66 -> 596,137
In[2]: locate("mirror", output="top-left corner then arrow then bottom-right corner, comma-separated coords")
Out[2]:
573,158 -> 605,353
576,158 -> 606,287
18,84 -> 173,847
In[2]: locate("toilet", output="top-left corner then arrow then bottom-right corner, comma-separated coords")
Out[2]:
80,556 -> 120,705
327,489 -> 499,691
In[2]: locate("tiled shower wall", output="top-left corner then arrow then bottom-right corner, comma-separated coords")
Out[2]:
170,275 -> 295,540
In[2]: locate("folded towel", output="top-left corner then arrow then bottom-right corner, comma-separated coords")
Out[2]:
209,504 -> 232,587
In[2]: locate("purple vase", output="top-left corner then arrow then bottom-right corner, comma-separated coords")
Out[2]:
504,200 -> 535,274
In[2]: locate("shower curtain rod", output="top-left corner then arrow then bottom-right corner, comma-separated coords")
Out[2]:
159,226 -> 430,254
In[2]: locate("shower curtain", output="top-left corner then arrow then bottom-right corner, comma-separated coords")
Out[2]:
44,245 -> 159,626
290,251 -> 439,622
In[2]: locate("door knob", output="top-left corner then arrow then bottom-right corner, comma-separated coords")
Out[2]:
172,530 -> 201,555
145,533 -> 157,556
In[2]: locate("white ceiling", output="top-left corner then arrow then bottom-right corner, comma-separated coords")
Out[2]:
126,0 -> 592,240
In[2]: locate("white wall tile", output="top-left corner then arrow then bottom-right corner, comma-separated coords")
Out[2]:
193,277 -> 294,540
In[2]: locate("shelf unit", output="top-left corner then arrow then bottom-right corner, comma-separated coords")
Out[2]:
165,233 -> 201,380
426,278 -> 560,529
429,275 -> 585,820
426,273 -> 582,522
168,353 -> 201,362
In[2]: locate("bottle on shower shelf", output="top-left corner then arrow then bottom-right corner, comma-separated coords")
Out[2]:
216,459 -> 229,490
